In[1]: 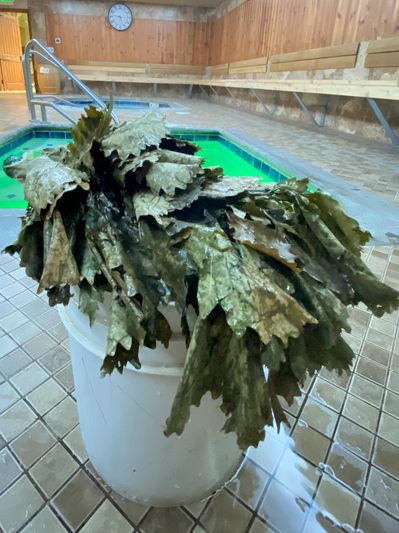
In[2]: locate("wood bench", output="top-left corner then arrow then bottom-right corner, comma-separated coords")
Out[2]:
68,61 -> 206,82
228,56 -> 268,75
270,43 -> 359,72
365,36 -> 399,68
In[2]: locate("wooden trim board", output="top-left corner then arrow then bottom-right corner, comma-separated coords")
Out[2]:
367,36 -> 399,54
271,55 -> 357,72
271,43 -> 359,64
365,50 -> 399,68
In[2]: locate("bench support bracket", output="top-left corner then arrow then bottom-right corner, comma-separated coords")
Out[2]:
209,85 -> 219,96
293,92 -> 328,127
152,83 -> 158,97
250,89 -> 277,116
186,84 -> 193,99
224,86 -> 242,106
199,85 -> 209,98
367,97 -> 399,147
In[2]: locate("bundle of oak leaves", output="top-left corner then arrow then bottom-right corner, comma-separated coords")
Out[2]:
4,107 -> 399,449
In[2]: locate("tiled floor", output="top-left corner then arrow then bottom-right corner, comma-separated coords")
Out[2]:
0,247 -> 398,532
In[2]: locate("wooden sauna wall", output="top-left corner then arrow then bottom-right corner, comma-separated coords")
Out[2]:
208,0 -> 399,65
45,13 -> 210,65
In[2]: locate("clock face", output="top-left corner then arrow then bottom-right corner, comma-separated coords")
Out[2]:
108,3 -> 133,31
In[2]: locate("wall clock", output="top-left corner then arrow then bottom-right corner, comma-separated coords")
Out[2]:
108,3 -> 133,31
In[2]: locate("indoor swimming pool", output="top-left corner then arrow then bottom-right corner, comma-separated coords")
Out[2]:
0,128 -> 289,208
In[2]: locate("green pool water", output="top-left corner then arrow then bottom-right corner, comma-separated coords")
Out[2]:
0,137 -> 273,209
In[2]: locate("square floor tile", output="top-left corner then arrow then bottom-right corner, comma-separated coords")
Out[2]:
361,342 -> 390,367
0,349 -> 32,378
19,276 -> 38,290
366,329 -> 394,351
310,377 -> 346,412
10,322 -> 42,346
39,346 -> 69,374
80,500 -> 132,533
48,322 -> 68,343
34,309 -> 61,330
200,490 -> 251,533
383,390 -> 399,419
320,368 -> 351,390
248,518 -> 276,532
52,470 -> 104,531
44,396 -> 78,437
315,476 -> 361,527
366,467 -> 399,519
1,259 -> 19,274
356,357 -> 387,385
247,433 -> 286,475
54,364 -> 74,392
0,475 -> 44,533
9,290 -> 37,309
21,299 -> 50,320
0,310 -> 29,333
10,363 -> 48,395
0,281 -> 25,299
183,499 -> 208,519
291,423 -> 330,465
258,479 -> 309,533
85,461 -> 111,492
370,316 -> 396,337
387,371 -> 399,394
23,333 -> 57,360
373,437 -> 399,479
63,425 -> 88,463
0,274 -> 14,290
0,301 -> 15,320
300,397 -> 338,437
0,400 -> 36,441
0,335 -> 18,358
20,506 -> 67,533
274,449 -> 320,504
110,490 -> 150,525
302,507 -> 341,533
326,443 -> 368,493
11,420 -> 56,468
0,382 -> 19,413
227,458 -> 270,508
26,378 -> 66,415
0,448 -> 22,493
343,395 -> 379,433
378,412 -> 399,447
349,307 -> 370,335
358,501 -> 399,533
30,443 -> 78,497
350,374 -> 384,409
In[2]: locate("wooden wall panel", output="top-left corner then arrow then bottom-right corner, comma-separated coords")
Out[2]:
208,0 -> 399,65
46,13 -> 209,65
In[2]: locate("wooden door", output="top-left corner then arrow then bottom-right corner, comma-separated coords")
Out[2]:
0,13 -> 24,91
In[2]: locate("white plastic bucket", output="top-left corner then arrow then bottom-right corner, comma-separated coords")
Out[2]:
59,297 -> 243,507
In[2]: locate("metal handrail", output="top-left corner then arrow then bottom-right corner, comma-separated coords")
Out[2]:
22,39 -> 120,125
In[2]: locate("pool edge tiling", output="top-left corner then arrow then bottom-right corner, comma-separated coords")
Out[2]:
0,124 -> 290,209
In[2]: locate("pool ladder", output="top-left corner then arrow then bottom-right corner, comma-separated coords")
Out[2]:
22,39 -> 120,126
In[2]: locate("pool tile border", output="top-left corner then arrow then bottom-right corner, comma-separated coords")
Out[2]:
0,125 -> 290,183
